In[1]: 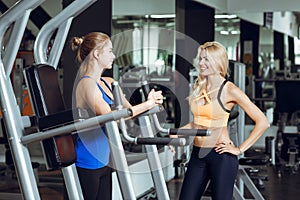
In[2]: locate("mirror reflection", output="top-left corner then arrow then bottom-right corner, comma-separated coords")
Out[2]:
112,15 -> 175,82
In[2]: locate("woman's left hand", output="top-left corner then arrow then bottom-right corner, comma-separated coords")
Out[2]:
147,89 -> 163,105
215,142 -> 241,156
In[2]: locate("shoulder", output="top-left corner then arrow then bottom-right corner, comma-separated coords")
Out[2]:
77,77 -> 96,88
77,78 -> 100,96
224,81 -> 239,93
224,80 -> 250,102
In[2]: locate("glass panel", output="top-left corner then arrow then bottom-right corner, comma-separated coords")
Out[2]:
111,15 -> 175,81
214,14 -> 240,60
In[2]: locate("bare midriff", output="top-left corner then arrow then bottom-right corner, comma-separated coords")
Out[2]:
188,123 -> 231,147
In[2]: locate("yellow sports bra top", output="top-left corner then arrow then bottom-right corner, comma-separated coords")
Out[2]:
190,80 -> 231,128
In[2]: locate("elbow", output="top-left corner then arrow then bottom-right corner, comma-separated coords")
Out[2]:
255,117 -> 270,133
265,122 -> 271,131
261,118 -> 270,132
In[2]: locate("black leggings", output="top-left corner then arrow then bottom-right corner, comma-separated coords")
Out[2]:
77,166 -> 112,200
179,146 -> 238,200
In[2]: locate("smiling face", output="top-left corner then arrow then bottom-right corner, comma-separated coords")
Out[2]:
198,49 -> 220,77
197,41 -> 229,78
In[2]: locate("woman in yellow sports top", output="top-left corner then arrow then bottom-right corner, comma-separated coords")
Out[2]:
178,41 -> 270,200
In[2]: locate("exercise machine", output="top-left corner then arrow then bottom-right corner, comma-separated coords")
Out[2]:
0,2 -> 188,199
0,1 -> 48,199
23,65 -> 185,200
0,0 -> 127,199
110,82 -> 191,199
275,81 -> 300,174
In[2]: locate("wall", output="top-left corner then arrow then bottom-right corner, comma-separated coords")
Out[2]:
215,32 -> 239,60
273,11 -> 298,37
194,0 -> 300,37
192,0 -> 227,12
226,0 -> 300,13
259,27 -> 274,54
113,0 -> 175,16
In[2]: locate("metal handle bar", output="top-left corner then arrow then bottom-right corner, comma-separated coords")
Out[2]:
136,137 -> 186,146
0,0 -> 45,77
141,81 -> 211,136
34,0 -> 97,67
112,81 -> 186,146
21,108 -> 132,144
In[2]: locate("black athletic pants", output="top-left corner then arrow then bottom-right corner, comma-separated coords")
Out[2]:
77,166 -> 112,200
179,146 -> 238,200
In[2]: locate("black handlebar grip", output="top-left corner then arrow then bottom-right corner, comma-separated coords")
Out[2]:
136,137 -> 186,146
169,128 -> 211,136
141,81 -> 151,99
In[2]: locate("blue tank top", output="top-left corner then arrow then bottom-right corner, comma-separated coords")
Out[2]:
75,76 -> 113,169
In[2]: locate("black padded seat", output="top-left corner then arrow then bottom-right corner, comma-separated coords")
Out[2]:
24,64 -> 88,170
38,108 -> 88,131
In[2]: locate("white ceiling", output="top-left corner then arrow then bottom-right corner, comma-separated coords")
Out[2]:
194,0 -> 300,13
194,0 -> 300,33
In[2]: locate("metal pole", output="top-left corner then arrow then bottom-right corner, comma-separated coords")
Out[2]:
62,164 -> 84,200
0,0 -> 46,199
105,121 -> 136,200
234,62 -> 246,151
0,0 -> 45,76
138,115 -> 170,200
233,62 -> 246,197
21,108 -> 131,144
0,65 -> 40,199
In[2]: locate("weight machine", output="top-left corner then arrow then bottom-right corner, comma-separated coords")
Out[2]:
0,1 -> 208,199
0,0 -> 152,199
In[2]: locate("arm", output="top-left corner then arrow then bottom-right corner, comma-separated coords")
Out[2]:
234,86 -> 270,154
121,89 -> 163,118
102,77 -> 163,118
216,83 -> 270,155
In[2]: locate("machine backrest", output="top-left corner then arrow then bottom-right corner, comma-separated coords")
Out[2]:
24,64 -> 65,118
24,64 -> 76,170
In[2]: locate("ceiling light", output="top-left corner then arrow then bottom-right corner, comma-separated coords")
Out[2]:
231,30 -> 240,34
215,14 -> 237,19
150,14 -> 175,19
220,30 -> 229,35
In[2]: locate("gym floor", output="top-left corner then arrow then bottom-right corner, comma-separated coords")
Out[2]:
168,165 -> 300,200
0,162 -> 299,200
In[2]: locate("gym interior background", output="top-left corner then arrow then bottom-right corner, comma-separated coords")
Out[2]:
1,0 -> 300,199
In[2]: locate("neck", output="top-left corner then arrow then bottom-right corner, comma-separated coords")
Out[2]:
206,75 -> 225,91
84,63 -> 103,81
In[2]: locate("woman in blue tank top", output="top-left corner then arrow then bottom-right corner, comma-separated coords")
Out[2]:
71,32 -> 163,200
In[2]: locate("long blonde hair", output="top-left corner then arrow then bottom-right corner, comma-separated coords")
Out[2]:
71,32 -> 110,75
188,41 -> 229,102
